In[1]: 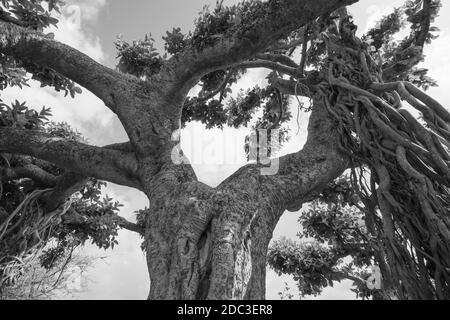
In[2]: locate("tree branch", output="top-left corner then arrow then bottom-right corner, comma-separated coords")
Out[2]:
255,53 -> 299,69
218,97 -> 349,213
1,164 -> 57,187
61,208 -> 144,235
114,215 -> 144,234
331,271 -> 366,286
0,127 -> 141,189
184,69 -> 236,107
103,141 -> 135,153
231,59 -> 302,77
0,20 -> 133,109
162,0 -> 356,95
268,74 -> 320,96
299,25 -> 309,73
42,172 -> 87,211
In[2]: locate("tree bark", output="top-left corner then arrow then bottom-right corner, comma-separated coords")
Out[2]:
142,99 -> 348,300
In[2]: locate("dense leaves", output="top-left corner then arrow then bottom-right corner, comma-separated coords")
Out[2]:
268,176 -> 380,299
115,34 -> 163,78
0,0 -> 82,98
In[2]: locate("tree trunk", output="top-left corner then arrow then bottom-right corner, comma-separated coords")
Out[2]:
143,175 -> 285,300
140,98 -> 348,300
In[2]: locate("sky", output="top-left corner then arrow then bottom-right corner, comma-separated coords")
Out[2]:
2,0 -> 450,300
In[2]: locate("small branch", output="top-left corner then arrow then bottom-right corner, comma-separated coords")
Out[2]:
1,164 -> 57,187
255,53 -> 299,69
114,215 -> 144,235
184,70 -> 235,108
231,59 -> 302,77
299,25 -> 310,74
61,208 -> 144,235
415,0 -> 432,49
269,75 -> 317,96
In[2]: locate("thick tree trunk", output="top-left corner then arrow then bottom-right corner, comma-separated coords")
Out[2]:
144,185 -> 284,300
141,99 -> 348,300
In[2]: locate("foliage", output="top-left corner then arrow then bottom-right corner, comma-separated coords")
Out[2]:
0,99 -> 51,129
269,238 -> 344,297
0,107 -> 125,293
0,0 -> 82,98
268,180 -> 380,299
162,28 -> 189,56
114,34 -> 163,78
0,0 -> 62,30
67,194 -> 123,250
1,243 -> 95,300
363,0 -> 441,89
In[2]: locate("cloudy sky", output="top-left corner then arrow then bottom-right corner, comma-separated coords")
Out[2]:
2,0 -> 450,300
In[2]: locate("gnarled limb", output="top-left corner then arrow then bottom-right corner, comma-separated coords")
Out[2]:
62,208 -> 144,235
255,53 -> 299,68
1,164 -> 57,187
0,127 -> 141,189
159,0 -> 357,108
0,20 -> 136,110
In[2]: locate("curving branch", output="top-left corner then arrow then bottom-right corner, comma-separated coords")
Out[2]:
0,127 -> 141,189
114,215 -> 145,234
42,172 -> 87,212
255,53 -> 299,69
0,20 -> 134,110
161,0 -> 357,101
184,69 -> 236,108
231,59 -> 302,77
381,0 -> 435,82
1,164 -> 57,187
217,97 -> 349,211
269,74 -> 320,96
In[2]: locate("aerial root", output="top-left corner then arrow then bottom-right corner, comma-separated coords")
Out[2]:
317,35 -> 450,298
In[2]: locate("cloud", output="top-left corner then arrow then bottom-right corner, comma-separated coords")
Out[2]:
351,0 -> 405,36
47,0 -> 107,62
1,0 -> 127,146
422,34 -> 450,108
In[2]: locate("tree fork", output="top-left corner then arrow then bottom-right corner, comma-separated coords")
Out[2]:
142,98 -> 348,300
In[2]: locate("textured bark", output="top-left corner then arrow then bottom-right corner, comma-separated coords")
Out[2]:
0,126 -> 141,189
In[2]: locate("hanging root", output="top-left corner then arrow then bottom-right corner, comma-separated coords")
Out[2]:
0,188 -> 72,286
316,21 -> 450,299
